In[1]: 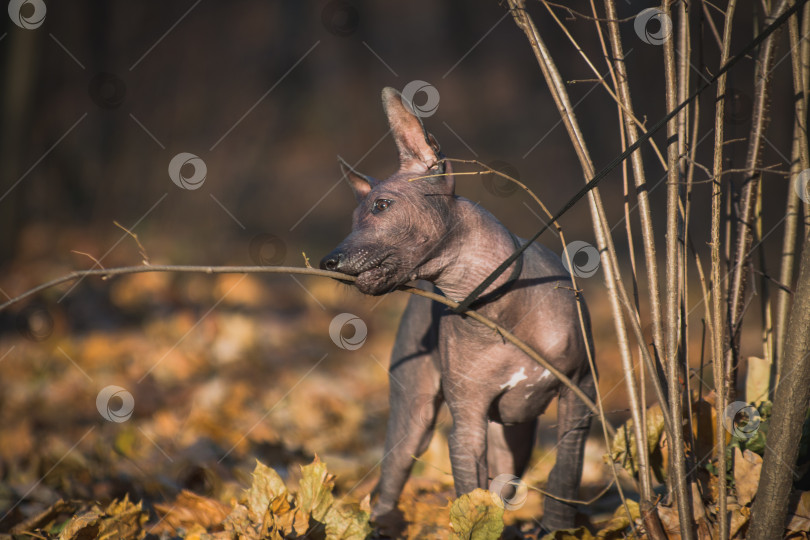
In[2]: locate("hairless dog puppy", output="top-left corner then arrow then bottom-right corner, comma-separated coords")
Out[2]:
321,87 -> 595,533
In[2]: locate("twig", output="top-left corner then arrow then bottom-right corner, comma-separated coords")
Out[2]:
114,220 -> 150,264
662,0 -> 696,536
710,1 -> 739,537
70,251 -> 106,272
701,0 -> 725,51
540,0 -> 635,22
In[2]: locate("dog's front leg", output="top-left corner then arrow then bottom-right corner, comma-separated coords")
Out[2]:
372,354 -> 441,522
447,396 -> 491,495
372,293 -> 443,527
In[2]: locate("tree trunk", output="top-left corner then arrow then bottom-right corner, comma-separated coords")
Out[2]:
748,228 -> 810,539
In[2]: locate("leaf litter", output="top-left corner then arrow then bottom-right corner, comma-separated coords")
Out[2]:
1,273 -> 809,538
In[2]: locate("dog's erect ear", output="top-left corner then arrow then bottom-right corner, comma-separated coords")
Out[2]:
381,87 -> 441,174
338,156 -> 378,202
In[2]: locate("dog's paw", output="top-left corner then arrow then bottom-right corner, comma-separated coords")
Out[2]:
370,506 -> 406,538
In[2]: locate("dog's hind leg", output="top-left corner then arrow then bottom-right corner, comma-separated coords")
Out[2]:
486,420 -> 537,480
541,373 -> 595,531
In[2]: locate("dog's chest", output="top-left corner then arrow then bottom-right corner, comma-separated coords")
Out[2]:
437,317 -> 559,423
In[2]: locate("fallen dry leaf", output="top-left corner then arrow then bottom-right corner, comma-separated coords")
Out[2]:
58,494 -> 147,540
151,490 -> 231,535
788,491 -> 810,534
733,447 -> 762,506
595,499 -> 639,539
245,460 -> 290,524
296,455 -> 336,524
449,488 -> 504,540
609,404 -> 667,482
729,506 -> 750,539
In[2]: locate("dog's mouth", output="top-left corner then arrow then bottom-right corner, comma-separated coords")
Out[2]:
355,257 -> 399,295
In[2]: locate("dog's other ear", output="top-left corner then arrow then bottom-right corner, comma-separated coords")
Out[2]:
381,87 -> 440,174
338,156 -> 378,202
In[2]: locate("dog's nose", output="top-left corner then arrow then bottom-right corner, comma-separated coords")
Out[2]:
320,250 -> 344,271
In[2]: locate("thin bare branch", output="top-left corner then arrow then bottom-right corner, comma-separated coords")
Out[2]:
540,0 -> 635,22
69,250 -> 106,271
114,220 -> 150,264
710,2 -> 739,537
662,0 -> 696,536
726,0 -> 789,400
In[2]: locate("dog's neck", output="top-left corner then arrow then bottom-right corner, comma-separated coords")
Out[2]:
426,197 -> 521,303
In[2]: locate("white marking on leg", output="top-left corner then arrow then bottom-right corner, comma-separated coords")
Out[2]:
500,367 -> 528,390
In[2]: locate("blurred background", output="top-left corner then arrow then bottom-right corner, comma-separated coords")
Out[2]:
0,0 -> 800,534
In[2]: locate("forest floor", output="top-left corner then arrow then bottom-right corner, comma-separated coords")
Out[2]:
0,267 -> 636,538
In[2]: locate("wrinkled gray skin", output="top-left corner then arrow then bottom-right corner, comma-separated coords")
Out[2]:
320,88 -> 595,532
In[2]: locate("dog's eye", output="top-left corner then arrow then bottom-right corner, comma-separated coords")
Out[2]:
372,198 -> 394,214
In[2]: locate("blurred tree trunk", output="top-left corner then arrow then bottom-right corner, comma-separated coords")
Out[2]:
0,29 -> 40,262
